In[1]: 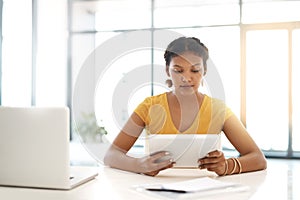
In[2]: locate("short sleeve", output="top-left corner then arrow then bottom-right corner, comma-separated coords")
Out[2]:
134,97 -> 152,124
225,106 -> 234,120
133,94 -> 169,134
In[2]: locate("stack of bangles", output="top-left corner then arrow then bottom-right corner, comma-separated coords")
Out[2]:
221,157 -> 242,176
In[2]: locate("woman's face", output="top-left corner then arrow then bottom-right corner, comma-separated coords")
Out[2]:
167,51 -> 205,95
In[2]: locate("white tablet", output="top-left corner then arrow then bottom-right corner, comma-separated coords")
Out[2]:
146,134 -> 221,168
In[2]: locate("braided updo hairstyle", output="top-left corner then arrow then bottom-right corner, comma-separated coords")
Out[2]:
164,37 -> 209,76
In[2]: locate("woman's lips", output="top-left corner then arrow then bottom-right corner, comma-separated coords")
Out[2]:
180,85 -> 193,88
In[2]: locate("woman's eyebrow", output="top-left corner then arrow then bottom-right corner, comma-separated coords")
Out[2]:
171,64 -> 184,68
192,63 -> 202,67
171,63 -> 202,68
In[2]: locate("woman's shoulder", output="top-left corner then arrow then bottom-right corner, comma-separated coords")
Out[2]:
203,94 -> 234,119
142,92 -> 167,103
202,94 -> 229,112
135,92 -> 168,114
203,94 -> 226,105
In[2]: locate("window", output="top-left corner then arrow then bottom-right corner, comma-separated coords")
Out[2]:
68,0 -> 300,158
154,0 -> 240,27
292,29 -> 300,151
1,0 -> 67,106
35,0 -> 68,106
95,0 -> 151,31
94,32 -> 152,142
242,0 -> 300,24
1,0 -> 300,158
2,0 -> 32,106
245,29 -> 289,151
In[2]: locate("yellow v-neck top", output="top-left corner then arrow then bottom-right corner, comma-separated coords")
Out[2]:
134,93 -> 233,134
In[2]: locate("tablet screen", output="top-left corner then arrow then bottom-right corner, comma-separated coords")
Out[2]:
146,134 -> 221,168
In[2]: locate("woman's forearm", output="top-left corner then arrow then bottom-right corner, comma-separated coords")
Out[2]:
104,146 -> 141,173
226,151 -> 267,175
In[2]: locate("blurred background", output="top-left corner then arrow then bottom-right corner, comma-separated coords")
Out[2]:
0,0 -> 300,164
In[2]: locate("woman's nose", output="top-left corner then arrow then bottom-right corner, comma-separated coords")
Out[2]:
181,73 -> 192,82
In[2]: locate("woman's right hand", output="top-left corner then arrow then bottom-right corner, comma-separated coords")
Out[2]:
136,151 -> 175,176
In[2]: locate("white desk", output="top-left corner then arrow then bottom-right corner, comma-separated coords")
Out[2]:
0,159 -> 299,200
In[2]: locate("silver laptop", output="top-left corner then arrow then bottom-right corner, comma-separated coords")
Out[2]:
146,134 -> 221,168
0,106 -> 98,190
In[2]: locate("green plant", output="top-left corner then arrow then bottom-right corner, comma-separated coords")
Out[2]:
75,112 -> 107,143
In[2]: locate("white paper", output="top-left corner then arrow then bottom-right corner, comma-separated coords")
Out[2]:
161,177 -> 239,193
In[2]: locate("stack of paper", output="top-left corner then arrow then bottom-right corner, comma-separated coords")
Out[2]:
134,177 -> 249,199
161,177 -> 239,192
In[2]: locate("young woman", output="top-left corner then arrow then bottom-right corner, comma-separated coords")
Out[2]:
104,37 -> 267,176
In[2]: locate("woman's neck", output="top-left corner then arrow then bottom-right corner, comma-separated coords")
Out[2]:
172,90 -> 203,105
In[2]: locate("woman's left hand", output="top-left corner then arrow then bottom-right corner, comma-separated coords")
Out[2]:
198,150 -> 227,176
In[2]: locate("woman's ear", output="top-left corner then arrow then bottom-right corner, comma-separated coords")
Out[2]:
165,79 -> 173,88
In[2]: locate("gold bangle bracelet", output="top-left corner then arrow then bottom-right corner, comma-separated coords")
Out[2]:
221,160 -> 228,176
229,158 -> 237,175
234,158 -> 242,174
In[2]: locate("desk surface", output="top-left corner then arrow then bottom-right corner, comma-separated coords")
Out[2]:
0,159 -> 299,200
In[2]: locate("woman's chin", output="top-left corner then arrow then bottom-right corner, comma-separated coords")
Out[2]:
177,87 -> 197,96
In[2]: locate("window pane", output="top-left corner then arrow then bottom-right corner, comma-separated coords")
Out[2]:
292,29 -> 300,151
72,1 -> 97,32
95,32 -> 119,47
95,0 -> 151,31
242,1 -> 300,24
35,0 -> 67,106
246,30 -> 289,151
94,32 -> 151,143
72,34 -> 96,88
2,0 -> 32,106
154,0 -> 240,28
